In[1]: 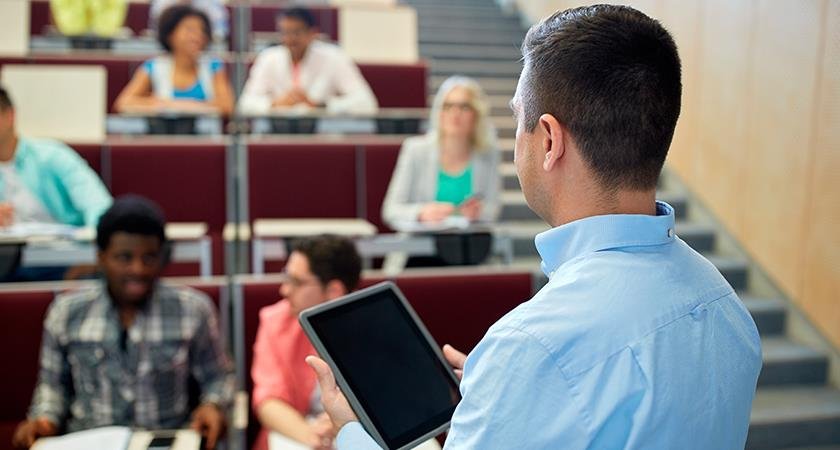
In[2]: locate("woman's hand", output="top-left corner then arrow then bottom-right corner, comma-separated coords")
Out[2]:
418,203 -> 455,222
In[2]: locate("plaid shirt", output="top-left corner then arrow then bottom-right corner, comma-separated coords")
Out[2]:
28,282 -> 235,432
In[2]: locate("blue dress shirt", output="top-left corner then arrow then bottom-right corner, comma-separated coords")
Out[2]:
337,202 -> 762,449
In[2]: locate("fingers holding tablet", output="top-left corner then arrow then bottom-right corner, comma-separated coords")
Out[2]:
306,355 -> 359,430
442,345 -> 466,380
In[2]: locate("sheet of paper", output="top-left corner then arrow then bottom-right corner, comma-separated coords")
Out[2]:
268,431 -> 312,450
390,216 -> 472,233
32,426 -> 131,450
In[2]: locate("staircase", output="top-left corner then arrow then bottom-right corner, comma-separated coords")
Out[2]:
404,0 -> 840,448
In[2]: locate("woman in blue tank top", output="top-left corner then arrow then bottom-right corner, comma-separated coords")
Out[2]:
114,5 -> 233,115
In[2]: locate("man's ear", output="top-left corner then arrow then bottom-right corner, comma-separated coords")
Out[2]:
539,113 -> 566,172
324,279 -> 347,300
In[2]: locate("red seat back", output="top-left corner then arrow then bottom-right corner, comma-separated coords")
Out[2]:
359,63 -> 428,108
0,289 -> 56,448
248,143 -> 358,221
362,143 -> 401,232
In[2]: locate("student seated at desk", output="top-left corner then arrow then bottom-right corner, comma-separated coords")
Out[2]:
0,86 -> 112,229
114,5 -> 234,115
251,236 -> 361,450
238,8 -> 378,115
381,76 -> 501,228
11,196 -> 235,449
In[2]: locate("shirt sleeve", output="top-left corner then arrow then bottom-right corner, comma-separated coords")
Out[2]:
238,52 -> 276,114
190,298 -> 236,409
142,59 -> 154,74
250,313 -> 295,410
324,52 -> 379,115
381,139 -> 424,227
443,326 -> 591,449
336,422 -> 383,450
50,143 -> 113,227
28,300 -> 72,425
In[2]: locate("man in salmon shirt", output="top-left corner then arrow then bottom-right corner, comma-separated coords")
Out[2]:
251,235 -> 361,450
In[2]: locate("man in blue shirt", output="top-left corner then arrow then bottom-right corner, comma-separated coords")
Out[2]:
307,5 -> 762,449
0,86 -> 112,228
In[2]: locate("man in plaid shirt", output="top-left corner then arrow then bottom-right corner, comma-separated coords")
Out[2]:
12,196 -> 235,449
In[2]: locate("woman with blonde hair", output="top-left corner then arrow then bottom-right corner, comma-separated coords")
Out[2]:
382,76 -> 500,228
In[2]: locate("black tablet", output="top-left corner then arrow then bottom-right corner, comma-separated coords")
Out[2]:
299,281 -> 461,450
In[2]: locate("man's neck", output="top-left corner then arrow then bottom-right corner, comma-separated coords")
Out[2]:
552,188 -> 657,226
0,135 -> 17,163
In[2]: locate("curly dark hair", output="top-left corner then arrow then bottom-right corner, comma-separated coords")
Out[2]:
96,195 -> 166,251
157,4 -> 212,53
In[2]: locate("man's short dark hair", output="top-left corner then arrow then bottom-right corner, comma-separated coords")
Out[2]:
521,5 -> 681,190
157,5 -> 212,52
0,86 -> 12,111
96,195 -> 166,251
291,235 -> 361,292
278,7 -> 316,29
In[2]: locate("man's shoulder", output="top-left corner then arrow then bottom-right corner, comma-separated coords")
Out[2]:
156,283 -> 216,316
259,299 -> 291,321
19,137 -> 75,158
255,45 -> 291,62
47,285 -> 106,328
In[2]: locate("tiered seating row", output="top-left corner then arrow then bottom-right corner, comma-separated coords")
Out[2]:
0,268 -> 533,449
0,55 -> 427,112
62,138 -> 404,274
28,1 -> 340,41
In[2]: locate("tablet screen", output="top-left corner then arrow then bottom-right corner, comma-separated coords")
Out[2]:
306,286 -> 460,449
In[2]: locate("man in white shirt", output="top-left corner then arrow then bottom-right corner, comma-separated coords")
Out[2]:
237,8 -> 379,115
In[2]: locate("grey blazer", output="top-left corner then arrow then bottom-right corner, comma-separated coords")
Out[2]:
381,134 -> 501,228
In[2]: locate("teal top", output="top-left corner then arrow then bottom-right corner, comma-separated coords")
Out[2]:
435,165 -> 473,205
0,138 -> 113,227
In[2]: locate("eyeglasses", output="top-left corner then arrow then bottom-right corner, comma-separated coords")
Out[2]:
283,273 -> 321,289
442,102 -> 474,112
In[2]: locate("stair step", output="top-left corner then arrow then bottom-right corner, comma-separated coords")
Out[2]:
412,6 -> 518,19
417,16 -> 522,29
499,191 -> 689,222
748,387 -> 840,449
760,338 -> 828,386
431,76 -> 517,95
431,60 -> 524,78
705,256 -> 749,291
420,44 -> 522,61
420,30 -> 524,47
742,296 -> 787,336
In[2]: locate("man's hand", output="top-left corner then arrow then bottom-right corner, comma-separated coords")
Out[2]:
272,88 -> 315,108
306,356 -> 358,431
0,202 -> 14,227
443,344 -> 467,380
418,203 -> 456,223
309,412 -> 337,450
11,417 -> 58,449
190,403 -> 226,449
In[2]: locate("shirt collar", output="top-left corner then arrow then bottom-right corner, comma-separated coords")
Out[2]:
535,201 -> 676,277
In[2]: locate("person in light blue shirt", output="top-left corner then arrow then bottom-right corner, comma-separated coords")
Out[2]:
306,5 -> 762,449
0,86 -> 112,228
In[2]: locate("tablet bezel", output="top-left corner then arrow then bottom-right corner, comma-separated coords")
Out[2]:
299,281 -> 460,450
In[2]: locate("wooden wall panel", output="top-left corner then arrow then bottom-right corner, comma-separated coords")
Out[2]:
692,0 -> 756,234
659,0 -> 703,184
802,0 -> 840,348
740,0 -> 824,297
